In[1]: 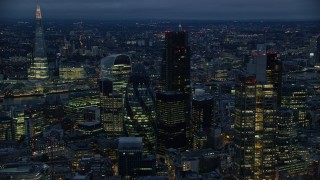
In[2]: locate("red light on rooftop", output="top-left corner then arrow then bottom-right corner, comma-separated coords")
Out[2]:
246,76 -> 256,84
267,52 -> 277,55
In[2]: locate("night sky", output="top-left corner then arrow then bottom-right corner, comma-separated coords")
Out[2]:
0,0 -> 319,20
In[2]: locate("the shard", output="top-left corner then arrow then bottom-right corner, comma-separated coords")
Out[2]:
28,5 -> 48,80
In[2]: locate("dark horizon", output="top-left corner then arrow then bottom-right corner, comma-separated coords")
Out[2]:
1,0 -> 319,21
0,2 -> 320,180
1,17 -> 320,23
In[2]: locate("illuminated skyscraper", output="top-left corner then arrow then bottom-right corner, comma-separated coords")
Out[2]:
28,5 -> 48,80
156,92 -> 189,155
234,74 -> 277,179
281,83 -> 308,127
266,53 -> 283,106
124,63 -> 156,155
10,107 -> 27,140
156,29 -> 191,155
246,51 -> 282,87
276,108 -> 305,177
235,51 -> 279,179
100,54 -> 131,136
191,93 -> 214,150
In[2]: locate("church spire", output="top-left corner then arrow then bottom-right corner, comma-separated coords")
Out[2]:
36,5 -> 42,20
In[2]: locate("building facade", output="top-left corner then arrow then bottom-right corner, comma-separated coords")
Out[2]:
161,30 -> 190,93
124,63 -> 156,155
281,83 -> 308,127
156,92 -> 189,155
156,30 -> 192,155
100,54 -> 131,136
234,74 -> 277,179
276,108 -> 306,177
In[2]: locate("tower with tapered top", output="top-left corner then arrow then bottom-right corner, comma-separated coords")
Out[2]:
28,5 -> 49,80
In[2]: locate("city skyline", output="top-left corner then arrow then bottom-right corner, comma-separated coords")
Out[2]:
0,0 -> 320,21
1,3 -> 320,179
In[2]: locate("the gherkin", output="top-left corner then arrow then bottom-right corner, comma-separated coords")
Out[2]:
124,63 -> 156,155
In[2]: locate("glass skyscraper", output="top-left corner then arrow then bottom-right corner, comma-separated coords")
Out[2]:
124,63 -> 156,155
156,92 -> 189,155
234,74 -> 277,179
161,30 -> 190,93
156,29 -> 191,155
276,108 -> 305,177
266,53 -> 283,106
100,54 -> 131,136
281,83 -> 308,127
28,5 -> 49,80
235,51 -> 281,179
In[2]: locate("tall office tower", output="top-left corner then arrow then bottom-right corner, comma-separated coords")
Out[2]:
276,108 -> 305,177
100,55 -> 131,136
161,30 -> 190,93
124,63 -> 156,155
10,107 -> 27,140
234,74 -> 277,179
191,90 -> 214,150
28,5 -> 48,80
266,53 -> 283,106
192,93 -> 214,133
157,29 -> 191,154
247,51 -> 283,90
156,92 -> 189,155
281,83 -> 308,127
235,50 -> 281,180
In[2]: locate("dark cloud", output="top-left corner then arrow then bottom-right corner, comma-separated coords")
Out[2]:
0,0 -> 319,20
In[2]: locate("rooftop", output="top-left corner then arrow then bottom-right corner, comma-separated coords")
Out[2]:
118,137 -> 142,151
